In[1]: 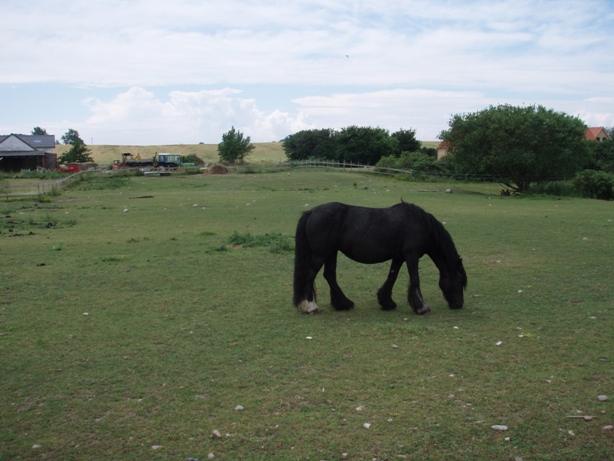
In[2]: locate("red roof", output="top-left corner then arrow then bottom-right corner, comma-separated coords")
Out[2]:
585,127 -> 610,141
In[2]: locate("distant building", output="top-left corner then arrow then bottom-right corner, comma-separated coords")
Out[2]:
0,134 -> 57,171
436,140 -> 451,160
584,127 -> 611,143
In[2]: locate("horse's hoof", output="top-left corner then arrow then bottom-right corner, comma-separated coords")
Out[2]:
414,305 -> 431,315
380,300 -> 397,310
297,300 -> 319,314
333,302 -> 355,311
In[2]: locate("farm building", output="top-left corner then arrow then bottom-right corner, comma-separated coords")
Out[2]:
436,140 -> 451,160
0,134 -> 57,172
584,127 -> 611,142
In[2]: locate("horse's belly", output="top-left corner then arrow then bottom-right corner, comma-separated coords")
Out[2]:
339,245 -> 395,264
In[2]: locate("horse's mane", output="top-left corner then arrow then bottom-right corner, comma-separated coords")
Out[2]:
394,201 -> 460,263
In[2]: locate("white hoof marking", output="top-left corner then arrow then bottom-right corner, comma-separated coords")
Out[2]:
298,300 -> 319,314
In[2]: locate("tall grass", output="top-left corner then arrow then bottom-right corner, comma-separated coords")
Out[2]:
525,180 -> 580,198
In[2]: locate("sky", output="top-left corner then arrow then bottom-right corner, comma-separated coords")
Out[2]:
1,0 -> 613,145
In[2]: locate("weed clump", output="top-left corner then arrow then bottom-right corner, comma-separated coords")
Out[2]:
228,231 -> 293,253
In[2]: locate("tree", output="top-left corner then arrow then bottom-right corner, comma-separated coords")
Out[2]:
586,139 -> 614,173
391,128 -> 421,155
283,129 -> 337,160
439,104 -> 589,192
61,128 -> 84,145
58,140 -> 94,164
217,127 -> 255,164
573,170 -> 614,200
335,126 -> 398,164
31,126 -> 48,135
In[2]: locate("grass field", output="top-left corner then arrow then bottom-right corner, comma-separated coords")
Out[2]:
1,170 -> 612,460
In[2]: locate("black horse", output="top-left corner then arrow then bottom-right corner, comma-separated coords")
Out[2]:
293,201 -> 467,314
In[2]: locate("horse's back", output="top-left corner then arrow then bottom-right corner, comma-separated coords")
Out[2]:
305,202 -> 408,263
303,202 -> 350,248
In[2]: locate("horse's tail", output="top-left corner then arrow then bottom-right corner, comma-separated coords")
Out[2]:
293,210 -> 316,308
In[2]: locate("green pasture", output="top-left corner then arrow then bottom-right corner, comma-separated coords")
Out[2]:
1,170 -> 612,460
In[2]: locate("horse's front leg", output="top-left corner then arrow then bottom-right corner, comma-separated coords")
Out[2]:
377,259 -> 403,310
406,257 -> 430,315
323,252 -> 355,310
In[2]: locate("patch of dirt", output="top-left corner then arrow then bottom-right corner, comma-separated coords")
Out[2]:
206,164 -> 229,175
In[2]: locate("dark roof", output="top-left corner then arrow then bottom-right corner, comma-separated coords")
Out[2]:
0,134 -> 56,149
0,152 -> 46,157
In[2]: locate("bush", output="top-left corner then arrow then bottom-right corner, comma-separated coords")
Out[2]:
181,154 -> 205,166
527,181 -> 577,197
375,151 -> 441,176
572,170 -> 614,200
228,231 -> 293,253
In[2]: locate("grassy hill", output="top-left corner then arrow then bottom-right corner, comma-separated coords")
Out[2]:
55,141 -> 440,166
54,142 -> 288,166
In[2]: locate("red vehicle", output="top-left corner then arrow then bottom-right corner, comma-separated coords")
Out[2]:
56,164 -> 80,174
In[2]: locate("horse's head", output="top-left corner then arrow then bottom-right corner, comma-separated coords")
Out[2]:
439,257 -> 467,309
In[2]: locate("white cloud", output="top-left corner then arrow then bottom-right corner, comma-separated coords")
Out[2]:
83,87 -> 313,144
3,0 -> 612,90
1,0 -> 613,144
293,89 -> 488,139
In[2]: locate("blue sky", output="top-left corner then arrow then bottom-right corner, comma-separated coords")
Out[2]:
1,0 -> 613,145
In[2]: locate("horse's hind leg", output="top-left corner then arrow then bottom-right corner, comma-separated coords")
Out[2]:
377,259 -> 402,310
323,252 -> 355,310
296,257 -> 324,314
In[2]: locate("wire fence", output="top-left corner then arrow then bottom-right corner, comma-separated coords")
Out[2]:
228,160 -> 455,179
228,160 -> 388,174
1,171 -> 87,200
228,160 -> 577,183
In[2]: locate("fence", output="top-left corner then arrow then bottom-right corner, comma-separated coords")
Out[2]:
1,171 -> 88,200
227,161 -> 575,183
227,160 -> 387,174
226,160 -> 442,179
